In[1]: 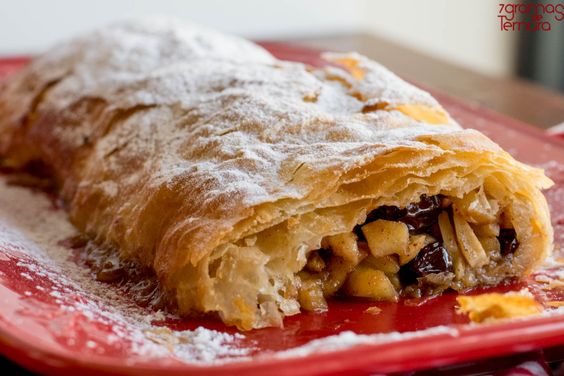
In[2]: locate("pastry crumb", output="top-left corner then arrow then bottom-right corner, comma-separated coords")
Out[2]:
456,290 -> 543,323
364,306 -> 382,315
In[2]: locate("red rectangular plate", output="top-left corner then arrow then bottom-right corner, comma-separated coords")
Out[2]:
0,44 -> 563,375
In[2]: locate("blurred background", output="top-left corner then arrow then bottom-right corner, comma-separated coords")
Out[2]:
0,0 -> 562,128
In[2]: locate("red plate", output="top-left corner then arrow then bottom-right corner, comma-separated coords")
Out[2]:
0,44 -> 564,376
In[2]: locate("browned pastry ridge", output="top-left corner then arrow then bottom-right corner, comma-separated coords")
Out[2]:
0,19 -> 553,330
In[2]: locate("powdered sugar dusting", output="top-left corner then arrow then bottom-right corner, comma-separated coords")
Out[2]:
276,326 -> 458,358
0,176 -> 248,364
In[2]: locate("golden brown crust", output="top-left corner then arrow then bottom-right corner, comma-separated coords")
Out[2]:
0,19 -> 553,329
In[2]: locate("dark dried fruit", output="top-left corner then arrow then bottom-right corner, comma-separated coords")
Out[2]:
362,195 -> 445,235
366,205 -> 406,222
400,195 -> 442,233
399,241 -> 453,285
498,228 -> 519,256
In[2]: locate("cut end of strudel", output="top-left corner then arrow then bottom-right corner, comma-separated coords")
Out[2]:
0,18 -> 553,330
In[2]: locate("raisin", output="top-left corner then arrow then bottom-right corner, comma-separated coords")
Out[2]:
399,242 -> 453,285
359,195 -> 448,240
363,195 -> 444,230
399,195 -> 442,233
367,205 -> 406,222
498,229 -> 519,256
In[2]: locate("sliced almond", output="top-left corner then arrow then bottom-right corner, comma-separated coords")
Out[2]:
452,188 -> 497,224
438,211 -> 466,278
452,209 -> 489,267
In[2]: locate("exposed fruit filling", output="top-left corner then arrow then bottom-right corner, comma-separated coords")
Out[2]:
297,191 -> 519,311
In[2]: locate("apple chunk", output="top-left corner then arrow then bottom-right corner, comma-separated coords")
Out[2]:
361,219 -> 409,258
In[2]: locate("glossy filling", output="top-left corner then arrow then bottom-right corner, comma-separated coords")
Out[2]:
296,193 -> 519,311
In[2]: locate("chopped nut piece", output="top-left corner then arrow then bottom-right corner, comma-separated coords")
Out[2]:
452,189 -> 498,224
362,220 -> 409,258
457,291 -> 543,323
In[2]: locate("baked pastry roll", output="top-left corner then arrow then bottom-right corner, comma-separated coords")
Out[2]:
0,19 -> 553,330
